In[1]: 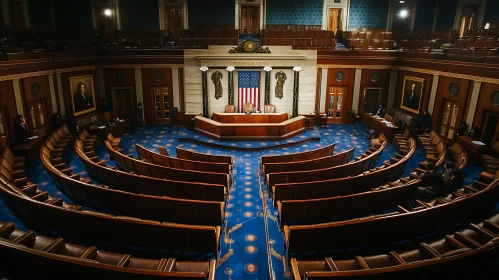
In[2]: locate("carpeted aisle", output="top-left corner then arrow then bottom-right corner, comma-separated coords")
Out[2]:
0,123 -> 488,280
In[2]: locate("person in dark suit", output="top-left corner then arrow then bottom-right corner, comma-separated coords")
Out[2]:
375,104 -> 385,117
50,113 -> 63,132
14,115 -> 29,144
403,83 -> 420,111
73,82 -> 93,113
417,162 -> 444,197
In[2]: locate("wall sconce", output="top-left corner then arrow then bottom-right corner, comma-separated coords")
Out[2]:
399,9 -> 408,18
200,66 -> 209,72
104,9 -> 113,17
293,66 -> 302,72
226,66 -> 235,72
264,66 -> 273,72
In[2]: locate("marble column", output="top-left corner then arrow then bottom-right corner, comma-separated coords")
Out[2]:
227,66 -> 235,105
292,66 -> 302,118
200,66 -> 209,117
264,66 -> 272,105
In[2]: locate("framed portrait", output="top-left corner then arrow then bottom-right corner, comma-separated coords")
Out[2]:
400,76 -> 425,114
70,75 -> 96,117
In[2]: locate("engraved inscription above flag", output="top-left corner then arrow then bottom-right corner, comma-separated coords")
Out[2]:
238,71 -> 260,113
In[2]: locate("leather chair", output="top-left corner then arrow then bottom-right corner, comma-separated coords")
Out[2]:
225,104 -> 235,113
244,102 -> 254,113
264,104 -> 276,113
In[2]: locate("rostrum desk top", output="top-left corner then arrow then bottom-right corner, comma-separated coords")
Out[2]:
211,112 -> 288,123
195,115 -> 305,141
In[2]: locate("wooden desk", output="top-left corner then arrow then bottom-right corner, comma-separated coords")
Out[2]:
299,113 -> 316,130
90,118 -> 132,137
211,112 -> 288,123
194,116 -> 306,141
11,135 -> 46,160
457,136 -> 488,165
362,113 -> 400,141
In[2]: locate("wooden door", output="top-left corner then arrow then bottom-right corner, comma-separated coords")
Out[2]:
165,6 -> 183,40
362,88 -> 382,115
112,88 -> 133,118
27,100 -> 48,137
328,8 -> 342,33
9,0 -> 26,29
438,100 -> 460,142
481,111 -> 499,145
240,6 -> 259,34
0,109 -> 9,150
152,86 -> 171,124
326,86 -> 346,123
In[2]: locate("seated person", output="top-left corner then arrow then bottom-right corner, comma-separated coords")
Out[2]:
375,104 -> 385,117
467,127 -> 480,139
443,161 -> 464,191
244,102 -> 254,114
417,162 -> 444,197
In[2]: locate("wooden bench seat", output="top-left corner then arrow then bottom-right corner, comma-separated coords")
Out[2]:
260,143 -> 335,171
0,222 -> 216,279
104,139 -> 230,189
75,140 -> 226,202
41,146 -> 225,226
262,148 -> 355,179
291,214 -> 499,279
283,177 -> 499,261
267,140 -> 387,193
136,144 -> 231,174
0,176 -> 221,257
175,147 -> 233,166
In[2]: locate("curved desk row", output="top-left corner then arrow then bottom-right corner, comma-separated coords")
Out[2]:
194,115 -> 306,141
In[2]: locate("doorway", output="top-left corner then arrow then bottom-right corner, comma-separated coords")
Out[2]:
151,86 -> 172,124
27,100 -> 48,137
327,8 -> 342,34
438,100 -> 460,142
165,6 -> 183,40
0,108 -> 9,150
459,4 -> 479,38
326,86 -> 346,123
481,111 -> 499,145
362,88 -> 382,115
112,87 -> 134,118
240,6 -> 259,35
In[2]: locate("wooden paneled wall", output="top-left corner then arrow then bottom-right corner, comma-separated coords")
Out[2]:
474,82 -> 499,142
61,69 -> 99,117
326,68 -> 355,124
359,69 -> 391,115
103,68 -> 137,116
21,75 -> 54,133
0,81 -> 18,145
432,76 -> 472,134
141,68 -> 173,125
393,70 -> 433,116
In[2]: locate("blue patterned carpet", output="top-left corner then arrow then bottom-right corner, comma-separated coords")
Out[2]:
0,123 -> 490,280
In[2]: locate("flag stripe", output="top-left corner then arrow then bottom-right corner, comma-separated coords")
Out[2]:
237,71 -> 260,112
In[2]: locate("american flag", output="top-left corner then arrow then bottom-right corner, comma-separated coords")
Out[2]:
238,71 -> 260,112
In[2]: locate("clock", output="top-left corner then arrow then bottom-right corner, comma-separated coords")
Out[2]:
243,40 -> 257,53
449,83 -> 459,96
154,71 -> 163,82
336,71 -> 345,82
31,82 -> 41,96
116,71 -> 124,81
370,72 -> 380,83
